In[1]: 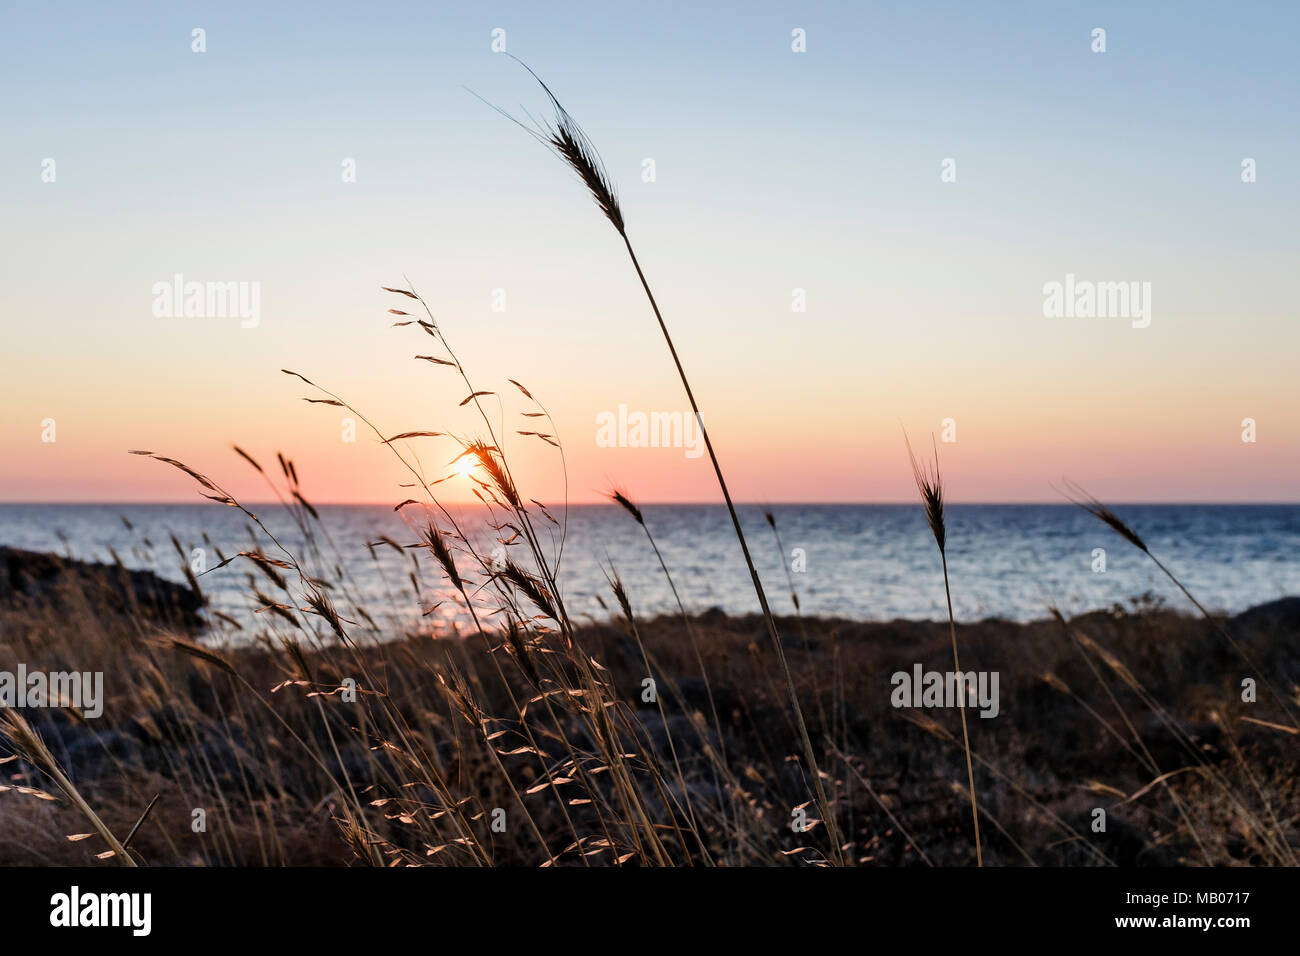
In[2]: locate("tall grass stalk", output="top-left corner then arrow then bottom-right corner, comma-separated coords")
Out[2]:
504,60 -> 843,863
906,433 -> 982,865
1062,481 -> 1300,733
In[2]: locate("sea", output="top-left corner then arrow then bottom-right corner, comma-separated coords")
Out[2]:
1,503 -> 1296,639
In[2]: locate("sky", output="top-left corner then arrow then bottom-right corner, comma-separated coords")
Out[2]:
2,1 -> 1297,504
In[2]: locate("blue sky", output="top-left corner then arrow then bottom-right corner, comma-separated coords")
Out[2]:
2,1 -> 1297,502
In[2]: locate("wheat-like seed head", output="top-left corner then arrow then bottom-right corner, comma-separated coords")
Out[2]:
607,487 -> 644,525
603,564 -> 634,622
422,521 -> 463,592
481,57 -> 626,235
904,432 -> 946,553
1060,479 -> 1148,553
468,441 -> 521,510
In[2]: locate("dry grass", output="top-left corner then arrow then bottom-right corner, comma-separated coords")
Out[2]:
905,432 -> 981,865
2,576 -> 1297,865
508,61 -> 843,860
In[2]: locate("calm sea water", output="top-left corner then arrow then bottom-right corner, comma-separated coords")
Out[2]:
1,504 -> 1296,638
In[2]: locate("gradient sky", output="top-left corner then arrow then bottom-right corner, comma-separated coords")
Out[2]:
2,1 -> 1297,504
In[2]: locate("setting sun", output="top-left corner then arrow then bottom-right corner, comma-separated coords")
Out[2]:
452,455 -> 476,480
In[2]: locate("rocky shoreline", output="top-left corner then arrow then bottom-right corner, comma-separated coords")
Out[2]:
0,546 -> 204,629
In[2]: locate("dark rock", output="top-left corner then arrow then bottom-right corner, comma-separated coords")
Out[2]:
636,710 -> 718,758
1231,596 -> 1300,631
0,546 -> 203,629
698,606 -> 727,625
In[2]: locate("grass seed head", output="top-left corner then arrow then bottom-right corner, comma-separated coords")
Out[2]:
904,432 -> 946,553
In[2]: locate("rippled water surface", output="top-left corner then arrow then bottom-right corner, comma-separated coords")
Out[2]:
2,504 -> 1296,638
